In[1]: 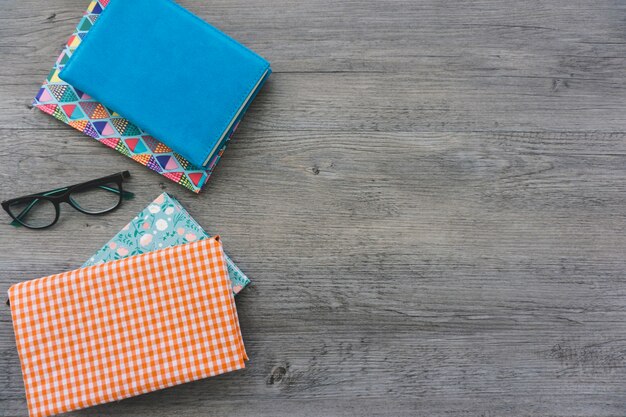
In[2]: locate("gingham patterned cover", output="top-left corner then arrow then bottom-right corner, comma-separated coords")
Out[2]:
8,237 -> 247,417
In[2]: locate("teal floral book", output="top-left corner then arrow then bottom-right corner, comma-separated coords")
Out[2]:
83,193 -> 250,294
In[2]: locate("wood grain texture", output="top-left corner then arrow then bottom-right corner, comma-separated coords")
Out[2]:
1,0 -> 625,416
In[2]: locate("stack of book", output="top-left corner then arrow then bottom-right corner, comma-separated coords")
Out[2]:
33,0 -> 270,193
8,194 -> 252,417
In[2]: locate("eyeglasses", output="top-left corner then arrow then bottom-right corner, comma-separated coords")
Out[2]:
1,171 -> 134,229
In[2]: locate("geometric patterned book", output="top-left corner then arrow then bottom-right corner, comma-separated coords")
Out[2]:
33,0 -> 236,193
83,192 -> 251,294
8,237 -> 247,417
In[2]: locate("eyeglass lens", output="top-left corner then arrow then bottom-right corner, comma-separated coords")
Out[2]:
7,198 -> 57,228
69,183 -> 123,214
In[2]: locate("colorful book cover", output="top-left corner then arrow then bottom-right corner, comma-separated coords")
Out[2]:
83,193 -> 250,294
32,0 -> 233,193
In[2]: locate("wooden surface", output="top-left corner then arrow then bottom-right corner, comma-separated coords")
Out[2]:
1,0 -> 626,415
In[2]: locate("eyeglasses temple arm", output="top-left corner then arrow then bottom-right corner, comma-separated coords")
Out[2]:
97,185 -> 135,200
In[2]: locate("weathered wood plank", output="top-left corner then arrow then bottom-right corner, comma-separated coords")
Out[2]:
3,0 -> 626,74
4,72 -> 626,132
2,1 -> 626,131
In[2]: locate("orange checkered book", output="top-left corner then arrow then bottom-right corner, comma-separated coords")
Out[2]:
8,236 -> 247,417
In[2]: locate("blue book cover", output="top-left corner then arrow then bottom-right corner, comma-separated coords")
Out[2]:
60,0 -> 271,168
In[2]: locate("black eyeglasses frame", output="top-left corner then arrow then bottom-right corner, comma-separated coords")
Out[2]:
1,171 -> 133,230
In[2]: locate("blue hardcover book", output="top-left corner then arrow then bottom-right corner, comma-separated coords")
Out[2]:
60,0 -> 271,168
